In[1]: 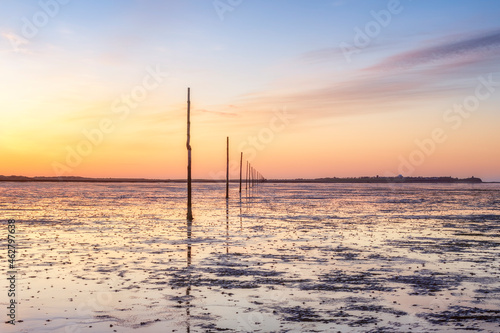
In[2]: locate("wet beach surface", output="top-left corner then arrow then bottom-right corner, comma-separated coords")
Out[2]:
1,182 -> 499,332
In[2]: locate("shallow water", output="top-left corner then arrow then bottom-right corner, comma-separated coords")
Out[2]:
1,182 -> 499,332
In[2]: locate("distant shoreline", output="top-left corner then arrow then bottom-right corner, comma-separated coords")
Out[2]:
0,175 -> 487,184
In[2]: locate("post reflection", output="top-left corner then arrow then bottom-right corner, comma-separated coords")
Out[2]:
185,219 -> 192,333
226,199 -> 229,254
187,219 -> 192,266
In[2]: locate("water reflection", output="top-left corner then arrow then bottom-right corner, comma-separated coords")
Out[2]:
185,218 -> 192,333
226,199 -> 229,254
2,183 -> 499,332
186,219 -> 192,266
239,197 -> 243,231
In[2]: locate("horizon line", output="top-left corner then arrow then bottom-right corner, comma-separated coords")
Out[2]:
0,175 -> 495,183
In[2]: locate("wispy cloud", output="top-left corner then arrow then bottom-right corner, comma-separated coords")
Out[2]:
1,31 -> 29,53
369,29 -> 500,71
234,30 -> 500,123
300,43 -> 384,64
197,109 -> 238,117
243,28 -> 500,123
300,47 -> 343,64
237,72 -> 457,120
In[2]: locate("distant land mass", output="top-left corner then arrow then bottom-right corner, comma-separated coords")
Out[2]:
0,175 -> 484,183
271,176 -> 483,183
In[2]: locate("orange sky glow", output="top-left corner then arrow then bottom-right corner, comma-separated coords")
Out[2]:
1,1 -> 499,181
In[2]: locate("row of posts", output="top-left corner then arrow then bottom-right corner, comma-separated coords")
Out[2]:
226,137 -> 264,199
187,88 -> 265,221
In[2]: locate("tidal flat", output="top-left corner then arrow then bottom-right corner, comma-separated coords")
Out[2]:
1,182 -> 499,332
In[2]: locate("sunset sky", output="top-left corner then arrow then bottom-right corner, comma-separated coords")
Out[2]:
1,0 -> 499,181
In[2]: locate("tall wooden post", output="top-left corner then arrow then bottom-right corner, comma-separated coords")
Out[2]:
246,161 -> 249,190
226,137 -> 229,199
239,152 -> 243,193
187,88 -> 193,221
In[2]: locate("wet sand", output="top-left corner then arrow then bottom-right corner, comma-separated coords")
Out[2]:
1,182 -> 499,332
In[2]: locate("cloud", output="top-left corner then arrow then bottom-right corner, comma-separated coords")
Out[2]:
197,109 -> 237,117
300,44 -> 384,64
238,71 -> 457,120
369,29 -> 500,71
242,29 -> 497,125
235,35 -> 500,122
1,31 -> 29,53
300,48 -> 343,64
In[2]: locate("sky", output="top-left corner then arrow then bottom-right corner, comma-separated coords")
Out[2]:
1,0 -> 499,181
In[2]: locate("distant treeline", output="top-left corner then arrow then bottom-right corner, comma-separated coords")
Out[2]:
0,175 -> 482,183
269,176 -> 483,183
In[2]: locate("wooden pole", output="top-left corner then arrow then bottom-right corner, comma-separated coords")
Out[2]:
186,88 -> 193,221
226,137 -> 229,199
251,166 -> 253,187
246,161 -> 248,190
239,152 -> 243,193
